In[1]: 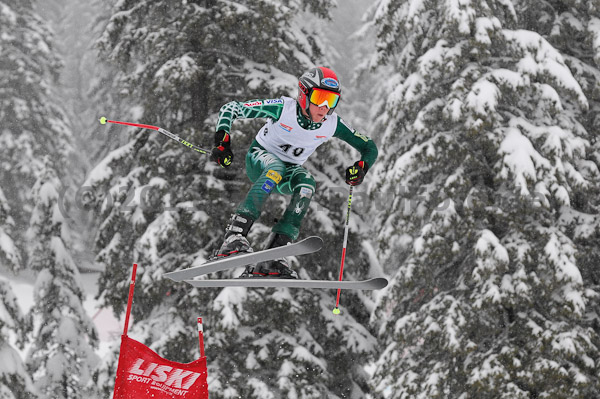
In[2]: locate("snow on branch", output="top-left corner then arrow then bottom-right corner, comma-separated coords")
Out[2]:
503,29 -> 588,109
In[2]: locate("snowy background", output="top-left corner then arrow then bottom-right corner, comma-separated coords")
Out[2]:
1,0 -> 600,398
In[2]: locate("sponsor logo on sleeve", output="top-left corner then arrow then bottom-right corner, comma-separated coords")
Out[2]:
243,100 -> 263,107
314,135 -> 328,140
321,78 -> 339,89
266,170 -> 282,184
354,131 -> 370,142
265,99 -> 284,105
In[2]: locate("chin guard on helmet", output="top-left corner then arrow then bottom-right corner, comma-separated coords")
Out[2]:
297,66 -> 341,116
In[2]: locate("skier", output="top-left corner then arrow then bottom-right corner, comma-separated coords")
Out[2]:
209,66 -> 378,279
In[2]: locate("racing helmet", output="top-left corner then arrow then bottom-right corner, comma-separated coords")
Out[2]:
297,66 -> 341,116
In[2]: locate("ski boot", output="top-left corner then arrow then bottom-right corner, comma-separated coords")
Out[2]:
239,233 -> 298,279
212,214 -> 255,260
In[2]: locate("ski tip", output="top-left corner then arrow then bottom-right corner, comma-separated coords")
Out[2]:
304,236 -> 324,251
99,116 -> 107,125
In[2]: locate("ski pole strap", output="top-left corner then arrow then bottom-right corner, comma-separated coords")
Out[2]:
99,117 -> 211,155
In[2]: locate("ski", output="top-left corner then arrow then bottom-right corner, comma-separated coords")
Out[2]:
182,277 -> 388,290
163,236 -> 323,282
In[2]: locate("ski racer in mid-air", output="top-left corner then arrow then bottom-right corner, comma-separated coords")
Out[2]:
209,66 -> 378,279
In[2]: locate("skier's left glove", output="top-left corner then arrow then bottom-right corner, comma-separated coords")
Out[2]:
345,161 -> 368,186
210,130 -> 233,168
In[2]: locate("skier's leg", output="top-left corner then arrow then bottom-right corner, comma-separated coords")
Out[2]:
242,167 -> 315,279
216,141 -> 286,258
235,143 -> 286,220
271,165 -> 316,241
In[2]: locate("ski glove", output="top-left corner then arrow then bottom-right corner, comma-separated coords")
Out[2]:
210,130 -> 233,168
345,161 -> 368,186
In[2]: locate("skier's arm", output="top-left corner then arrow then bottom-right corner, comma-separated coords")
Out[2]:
333,118 -> 378,184
215,99 -> 285,134
211,99 -> 285,167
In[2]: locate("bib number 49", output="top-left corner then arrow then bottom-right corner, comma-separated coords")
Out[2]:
279,144 -> 305,157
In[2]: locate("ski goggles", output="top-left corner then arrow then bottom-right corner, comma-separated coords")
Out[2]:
309,88 -> 340,109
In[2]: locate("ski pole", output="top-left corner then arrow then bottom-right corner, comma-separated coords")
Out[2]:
99,117 -> 212,156
197,317 -> 205,358
123,263 -> 138,336
333,185 -> 354,315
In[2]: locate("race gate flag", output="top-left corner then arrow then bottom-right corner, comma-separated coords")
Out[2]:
113,335 -> 208,398
113,264 -> 209,398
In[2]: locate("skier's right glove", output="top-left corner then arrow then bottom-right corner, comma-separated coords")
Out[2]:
210,130 -> 233,168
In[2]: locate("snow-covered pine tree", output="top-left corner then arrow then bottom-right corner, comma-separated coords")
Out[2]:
38,0 -> 108,173
0,278 -> 36,398
528,3 -> 600,389
0,0 -> 72,229
86,1 -> 380,397
366,0 -> 600,397
0,186 -> 29,398
25,159 -> 99,399
0,187 -> 21,274
1,1 -> 94,397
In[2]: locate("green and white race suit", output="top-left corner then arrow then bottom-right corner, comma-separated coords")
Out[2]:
215,96 -> 378,240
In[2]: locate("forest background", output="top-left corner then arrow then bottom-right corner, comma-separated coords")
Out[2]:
1,0 -> 599,398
